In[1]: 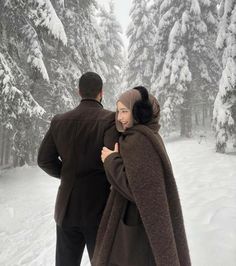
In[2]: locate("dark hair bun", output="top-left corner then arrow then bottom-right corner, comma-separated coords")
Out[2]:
132,86 -> 153,124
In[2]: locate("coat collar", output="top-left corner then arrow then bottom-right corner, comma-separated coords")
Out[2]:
80,98 -> 103,108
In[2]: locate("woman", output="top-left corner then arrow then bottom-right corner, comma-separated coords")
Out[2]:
91,87 -> 191,266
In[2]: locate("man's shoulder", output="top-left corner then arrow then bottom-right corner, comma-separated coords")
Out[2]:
99,109 -> 116,121
51,108 -> 78,123
51,107 -> 115,124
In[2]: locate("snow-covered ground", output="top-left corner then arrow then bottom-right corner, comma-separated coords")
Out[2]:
0,137 -> 236,266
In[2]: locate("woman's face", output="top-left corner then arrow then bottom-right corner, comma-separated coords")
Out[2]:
117,101 -> 133,130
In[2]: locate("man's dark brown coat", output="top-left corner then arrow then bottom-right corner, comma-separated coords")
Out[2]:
92,124 -> 191,266
37,99 -> 119,226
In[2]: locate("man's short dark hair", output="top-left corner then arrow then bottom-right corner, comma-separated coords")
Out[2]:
79,72 -> 103,98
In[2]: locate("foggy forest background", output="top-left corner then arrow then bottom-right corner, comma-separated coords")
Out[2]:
0,0 -> 236,167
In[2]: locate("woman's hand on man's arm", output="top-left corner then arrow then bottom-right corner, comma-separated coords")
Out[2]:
101,143 -> 119,163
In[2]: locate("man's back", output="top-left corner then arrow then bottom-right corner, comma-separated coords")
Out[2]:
38,71 -> 118,265
38,99 -> 118,226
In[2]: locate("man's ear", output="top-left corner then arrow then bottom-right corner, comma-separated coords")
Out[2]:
97,90 -> 103,101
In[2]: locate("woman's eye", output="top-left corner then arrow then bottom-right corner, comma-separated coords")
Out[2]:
117,110 -> 128,114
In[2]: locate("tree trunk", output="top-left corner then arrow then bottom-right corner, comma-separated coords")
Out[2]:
216,142 -> 226,153
4,129 -> 11,165
31,148 -> 35,162
195,111 -> 199,126
0,126 -> 6,165
19,157 -> 25,167
0,125 -> 2,166
232,104 -> 236,148
13,152 -> 18,167
215,128 -> 227,153
233,133 -> 236,148
180,91 -> 192,137
202,103 -> 205,126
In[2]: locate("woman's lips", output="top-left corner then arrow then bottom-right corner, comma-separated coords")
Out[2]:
122,123 -> 128,128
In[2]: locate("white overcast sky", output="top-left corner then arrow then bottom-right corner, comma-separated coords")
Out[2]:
99,0 -> 132,48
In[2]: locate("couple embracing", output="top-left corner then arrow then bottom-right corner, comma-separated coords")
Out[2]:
38,72 -> 191,266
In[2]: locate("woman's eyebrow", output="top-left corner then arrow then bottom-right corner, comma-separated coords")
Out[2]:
118,108 -> 129,111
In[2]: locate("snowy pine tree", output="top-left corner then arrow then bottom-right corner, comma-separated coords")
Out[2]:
0,50 -> 45,166
126,0 -> 156,89
0,0 -> 69,165
0,0 -> 116,166
99,2 -> 125,109
151,0 -> 220,137
54,0 -> 108,105
213,0 -> 236,153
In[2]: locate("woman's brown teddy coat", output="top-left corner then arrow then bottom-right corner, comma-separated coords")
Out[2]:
92,124 -> 191,266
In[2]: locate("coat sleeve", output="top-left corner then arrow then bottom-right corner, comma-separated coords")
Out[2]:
37,118 -> 62,178
103,152 -> 134,202
103,112 -> 120,150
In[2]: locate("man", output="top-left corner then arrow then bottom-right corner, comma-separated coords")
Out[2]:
37,72 -> 119,266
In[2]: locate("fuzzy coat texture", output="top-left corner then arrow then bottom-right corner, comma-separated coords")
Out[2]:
91,123 -> 191,266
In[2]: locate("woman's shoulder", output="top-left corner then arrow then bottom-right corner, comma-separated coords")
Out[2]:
125,125 -> 157,141
121,127 -> 154,151
122,125 -> 166,153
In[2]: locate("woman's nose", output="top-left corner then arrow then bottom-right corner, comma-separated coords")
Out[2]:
117,112 -> 122,121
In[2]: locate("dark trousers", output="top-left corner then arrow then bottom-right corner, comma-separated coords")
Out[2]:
56,224 -> 99,266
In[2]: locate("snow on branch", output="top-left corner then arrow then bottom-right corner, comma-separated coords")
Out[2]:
0,52 -> 45,123
22,24 -> 50,82
0,53 -> 22,101
190,0 -> 201,16
160,0 -> 172,14
30,0 -> 67,45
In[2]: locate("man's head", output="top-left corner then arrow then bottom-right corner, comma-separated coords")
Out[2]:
79,72 -> 103,100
